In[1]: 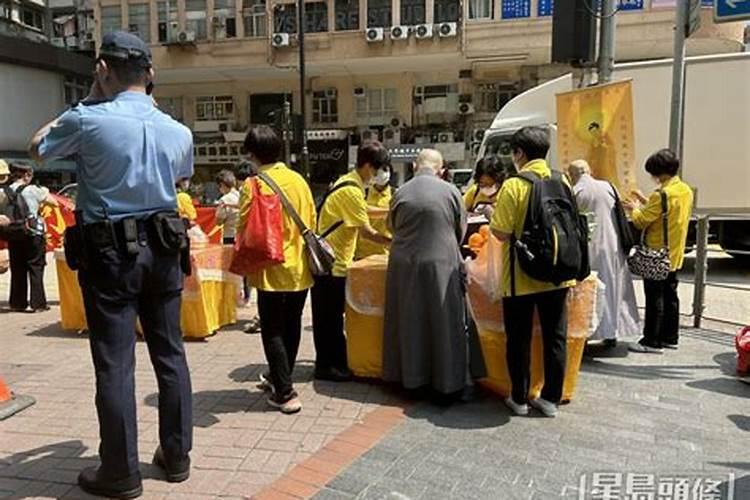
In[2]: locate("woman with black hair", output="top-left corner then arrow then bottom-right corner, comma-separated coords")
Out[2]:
463,156 -> 509,216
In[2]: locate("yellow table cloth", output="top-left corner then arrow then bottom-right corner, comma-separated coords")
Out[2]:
55,245 -> 241,338
345,254 -> 597,402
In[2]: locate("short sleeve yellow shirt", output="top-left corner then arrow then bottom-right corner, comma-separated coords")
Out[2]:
317,170 -> 371,277
463,184 -> 497,212
355,185 -> 392,259
236,163 -> 316,292
176,192 -> 197,221
490,159 -> 576,297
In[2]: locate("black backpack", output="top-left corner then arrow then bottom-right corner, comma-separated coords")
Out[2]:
0,185 -> 32,242
608,182 -> 638,254
511,170 -> 590,293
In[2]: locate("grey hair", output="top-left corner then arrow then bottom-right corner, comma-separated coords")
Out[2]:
568,159 -> 591,178
415,149 -> 444,174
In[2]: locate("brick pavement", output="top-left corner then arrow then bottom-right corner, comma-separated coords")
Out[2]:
1,264 -> 749,499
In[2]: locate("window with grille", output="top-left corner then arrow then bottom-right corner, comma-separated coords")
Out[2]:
195,96 -> 235,121
367,0 -> 390,28
21,6 -> 45,31
128,4 -> 150,42
214,0 -> 237,38
356,88 -> 398,121
243,0 -> 266,37
100,6 -> 122,36
335,0 -> 358,31
157,1 -> 178,42
274,3 -> 296,33
305,2 -> 327,32
185,0 -> 207,39
468,0 -> 492,19
474,83 -> 517,113
434,0 -> 459,22
400,0 -> 425,25
159,97 -> 184,121
313,89 -> 338,124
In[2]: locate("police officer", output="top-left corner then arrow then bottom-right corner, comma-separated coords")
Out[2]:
29,32 -> 193,498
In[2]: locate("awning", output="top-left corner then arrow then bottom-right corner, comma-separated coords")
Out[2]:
53,14 -> 76,25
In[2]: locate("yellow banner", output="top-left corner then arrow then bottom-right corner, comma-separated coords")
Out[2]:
556,80 -> 637,194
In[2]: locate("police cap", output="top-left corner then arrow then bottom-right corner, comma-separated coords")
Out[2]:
99,31 -> 152,68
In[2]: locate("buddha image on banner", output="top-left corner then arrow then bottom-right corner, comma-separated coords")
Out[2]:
556,80 -> 637,195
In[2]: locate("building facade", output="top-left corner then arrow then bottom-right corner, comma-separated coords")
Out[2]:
91,0 -> 745,184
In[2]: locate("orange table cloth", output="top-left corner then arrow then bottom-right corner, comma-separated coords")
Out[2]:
55,244 -> 241,338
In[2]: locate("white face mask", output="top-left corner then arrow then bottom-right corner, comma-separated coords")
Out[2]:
480,185 -> 498,197
373,170 -> 391,186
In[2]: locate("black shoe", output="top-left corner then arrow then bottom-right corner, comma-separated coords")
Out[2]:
661,342 -> 679,350
77,466 -> 143,499
153,446 -> 191,483
602,339 -> 617,348
314,366 -> 352,382
30,305 -> 51,313
243,316 -> 261,334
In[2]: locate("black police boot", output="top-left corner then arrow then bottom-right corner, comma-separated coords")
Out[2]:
77,466 -> 143,499
153,445 -> 191,483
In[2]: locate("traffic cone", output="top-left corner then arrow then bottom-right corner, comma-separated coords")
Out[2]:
0,375 -> 35,420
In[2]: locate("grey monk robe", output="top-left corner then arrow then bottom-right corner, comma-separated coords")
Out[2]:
382,170 -> 479,395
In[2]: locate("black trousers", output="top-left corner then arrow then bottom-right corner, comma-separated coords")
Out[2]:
311,275 -> 348,371
257,290 -> 308,397
503,288 -> 569,405
8,234 -> 47,310
79,235 -> 192,479
641,272 -> 679,347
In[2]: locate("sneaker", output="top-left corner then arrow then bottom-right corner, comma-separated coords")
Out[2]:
628,342 -> 664,354
267,392 -> 302,414
504,397 -> 529,416
243,316 -> 261,334
152,445 -> 191,483
529,397 -> 558,418
257,372 -> 273,392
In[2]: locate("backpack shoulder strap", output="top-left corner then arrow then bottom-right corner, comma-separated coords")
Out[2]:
316,180 -> 361,237
517,171 -> 539,184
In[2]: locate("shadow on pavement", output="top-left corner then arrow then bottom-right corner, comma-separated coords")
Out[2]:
144,388 -> 267,428
403,390 -> 511,430
727,414 -> 750,432
580,359 -> 713,380
713,352 -> 740,377
25,323 -> 87,339
583,342 -> 630,359
685,377 -> 750,399
227,361 -> 315,386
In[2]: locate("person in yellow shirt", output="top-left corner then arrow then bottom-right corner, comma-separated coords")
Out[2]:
624,149 -> 694,353
313,141 -> 392,382
175,177 -> 197,223
355,165 -> 392,259
463,156 -> 507,217
236,126 -> 316,414
490,127 -> 576,419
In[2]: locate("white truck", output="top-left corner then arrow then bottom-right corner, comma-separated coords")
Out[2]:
478,52 -> 750,256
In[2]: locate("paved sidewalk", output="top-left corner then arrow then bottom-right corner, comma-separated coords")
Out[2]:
0,264 -> 749,499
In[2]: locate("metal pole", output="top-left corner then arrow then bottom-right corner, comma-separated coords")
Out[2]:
297,0 -> 309,178
692,215 -> 709,329
597,0 -> 617,84
669,0 -> 689,159
283,99 -> 292,165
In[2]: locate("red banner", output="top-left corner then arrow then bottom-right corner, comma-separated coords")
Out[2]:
196,206 -> 224,244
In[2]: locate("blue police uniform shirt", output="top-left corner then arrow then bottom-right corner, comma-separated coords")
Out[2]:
38,91 -> 194,223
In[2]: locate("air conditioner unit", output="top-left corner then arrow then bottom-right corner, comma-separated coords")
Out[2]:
458,102 -> 475,115
390,25 -> 408,40
272,33 -> 290,47
170,21 -> 179,33
84,31 -> 94,41
472,129 -> 485,142
65,35 -> 79,48
51,37 -> 65,47
415,24 -> 433,39
177,30 -> 196,44
366,27 -> 384,43
389,117 -> 402,128
437,22 -> 457,38
324,88 -> 337,98
360,129 -> 379,142
79,38 -> 95,51
353,87 -> 366,98
383,127 -> 401,145
438,132 -> 454,143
